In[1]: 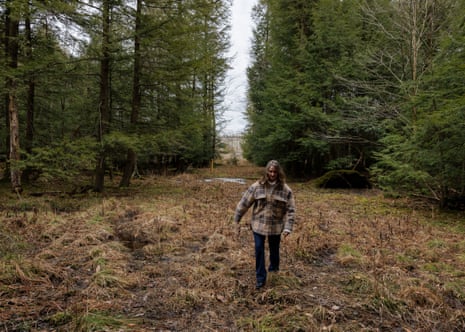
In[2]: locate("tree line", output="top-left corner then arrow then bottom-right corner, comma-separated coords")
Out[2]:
1,0 -> 230,192
3,0 -> 464,208
245,0 -> 465,208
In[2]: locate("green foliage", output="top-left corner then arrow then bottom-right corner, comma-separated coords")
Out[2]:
0,0 -> 231,190
47,311 -> 73,326
102,132 -> 142,163
74,311 -> 126,332
371,126 -> 432,194
2,0 -> 465,206
20,138 -> 98,183
246,0 -> 465,208
314,170 -> 371,189
372,0 -> 465,205
245,0 -> 379,177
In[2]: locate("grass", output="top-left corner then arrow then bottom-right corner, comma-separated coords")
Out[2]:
73,311 -> 138,331
1,163 -> 465,331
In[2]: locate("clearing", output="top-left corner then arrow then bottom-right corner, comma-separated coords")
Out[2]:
1,164 -> 465,331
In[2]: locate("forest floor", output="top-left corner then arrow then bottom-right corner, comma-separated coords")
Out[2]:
1,163 -> 465,331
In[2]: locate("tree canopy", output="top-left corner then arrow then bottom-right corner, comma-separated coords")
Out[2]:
2,0 -> 465,207
245,0 -> 465,207
1,0 -> 231,191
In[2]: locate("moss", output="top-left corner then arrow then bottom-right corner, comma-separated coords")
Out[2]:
314,169 -> 372,189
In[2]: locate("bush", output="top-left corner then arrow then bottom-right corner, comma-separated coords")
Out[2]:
314,169 -> 371,189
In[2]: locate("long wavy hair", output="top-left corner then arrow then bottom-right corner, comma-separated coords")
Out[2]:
260,160 -> 286,185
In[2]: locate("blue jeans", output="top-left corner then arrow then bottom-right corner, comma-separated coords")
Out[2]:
253,232 -> 281,283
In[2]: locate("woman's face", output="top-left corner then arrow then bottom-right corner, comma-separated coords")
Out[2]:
267,166 -> 278,182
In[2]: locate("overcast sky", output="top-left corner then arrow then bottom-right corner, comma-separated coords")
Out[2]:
222,0 -> 257,134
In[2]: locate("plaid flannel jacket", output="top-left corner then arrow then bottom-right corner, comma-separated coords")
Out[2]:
234,180 -> 296,236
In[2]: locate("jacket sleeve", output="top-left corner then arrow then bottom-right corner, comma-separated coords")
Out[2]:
234,184 -> 256,223
284,188 -> 296,233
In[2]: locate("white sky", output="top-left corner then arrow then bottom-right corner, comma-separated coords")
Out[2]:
222,0 -> 257,135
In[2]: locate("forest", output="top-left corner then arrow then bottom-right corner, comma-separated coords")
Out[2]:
245,0 -> 465,208
1,0 -> 230,193
2,1 -> 465,330
1,0 -> 465,208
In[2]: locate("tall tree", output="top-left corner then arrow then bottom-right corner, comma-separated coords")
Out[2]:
4,0 -> 22,192
24,2 -> 33,154
245,0 -> 368,177
94,0 -> 112,192
120,0 -> 142,187
195,0 -> 230,165
367,0 -> 456,203
0,0 -> 231,190
245,0 -> 321,175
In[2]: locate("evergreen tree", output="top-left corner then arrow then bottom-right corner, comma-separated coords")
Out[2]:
373,0 -> 465,206
245,0 -> 369,177
366,0 -> 455,195
0,0 -> 230,190
119,0 -> 142,187
245,0 -> 323,176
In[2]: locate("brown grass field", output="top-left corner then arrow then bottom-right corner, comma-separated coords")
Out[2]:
1,164 -> 465,331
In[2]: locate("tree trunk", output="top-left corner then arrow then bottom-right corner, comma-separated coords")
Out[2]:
120,149 -> 136,187
3,3 -> 12,181
21,6 -> 35,183
120,0 -> 142,187
94,0 -> 111,192
5,1 -> 21,192
25,8 -> 34,154
9,91 -> 21,193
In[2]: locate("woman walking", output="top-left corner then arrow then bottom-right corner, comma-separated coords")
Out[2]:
234,160 -> 296,289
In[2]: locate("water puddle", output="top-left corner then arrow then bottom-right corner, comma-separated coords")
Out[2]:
204,178 -> 247,184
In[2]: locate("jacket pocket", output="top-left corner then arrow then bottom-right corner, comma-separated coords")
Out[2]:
271,195 -> 287,220
253,193 -> 267,213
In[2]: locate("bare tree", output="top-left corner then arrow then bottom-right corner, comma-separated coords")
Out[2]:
360,0 -> 447,122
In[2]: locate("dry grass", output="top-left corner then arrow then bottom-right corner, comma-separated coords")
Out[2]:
1,164 -> 465,331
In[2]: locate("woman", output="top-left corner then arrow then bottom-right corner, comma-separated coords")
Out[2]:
234,160 -> 296,289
